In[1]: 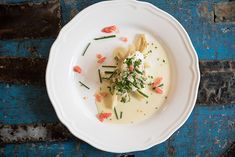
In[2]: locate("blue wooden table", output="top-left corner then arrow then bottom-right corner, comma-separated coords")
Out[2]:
0,0 -> 235,156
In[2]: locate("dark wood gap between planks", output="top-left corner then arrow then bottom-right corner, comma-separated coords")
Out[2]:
0,57 -> 234,105
0,0 -> 61,39
214,1 -> 235,23
198,1 -> 235,23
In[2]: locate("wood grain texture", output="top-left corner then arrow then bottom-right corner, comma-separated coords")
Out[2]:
0,123 -> 72,144
0,0 -> 60,39
198,60 -> 235,104
0,104 -> 234,156
214,2 -> 235,22
0,39 -> 54,58
0,57 -> 46,84
0,0 -> 234,60
0,0 -> 234,156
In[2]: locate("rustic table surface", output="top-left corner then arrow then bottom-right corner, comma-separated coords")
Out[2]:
0,0 -> 235,156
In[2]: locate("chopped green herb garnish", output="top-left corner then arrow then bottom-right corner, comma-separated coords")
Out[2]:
114,107 -> 119,120
108,70 -> 117,79
163,59 -> 165,63
120,112 -> 123,119
135,68 -> 143,74
107,86 -> 114,95
137,90 -> 148,98
98,69 -> 102,83
82,42 -> 91,56
104,71 -> 115,74
94,35 -> 116,40
158,83 -> 164,87
79,81 -> 90,89
102,65 -> 117,68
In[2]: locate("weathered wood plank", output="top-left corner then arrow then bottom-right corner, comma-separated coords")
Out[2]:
0,39 -> 54,58
197,60 -> 235,104
0,84 -> 58,124
0,0 -> 234,60
214,2 -> 235,23
0,0 -> 60,39
0,0 -> 233,156
0,123 -> 72,144
0,104 -> 234,156
221,142 -> 235,157
0,57 -> 46,84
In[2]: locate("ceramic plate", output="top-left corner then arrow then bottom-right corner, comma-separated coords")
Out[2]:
46,0 -> 200,153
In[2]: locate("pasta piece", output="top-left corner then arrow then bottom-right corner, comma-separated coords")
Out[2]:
113,47 -> 127,60
135,34 -> 147,52
103,91 -> 118,109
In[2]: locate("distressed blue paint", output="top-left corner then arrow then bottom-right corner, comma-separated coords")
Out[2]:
0,83 -> 58,124
0,0 -> 234,60
1,105 -> 234,156
0,0 -> 235,156
0,38 -> 54,58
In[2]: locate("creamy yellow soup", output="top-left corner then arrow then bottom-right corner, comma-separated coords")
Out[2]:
96,41 -> 170,124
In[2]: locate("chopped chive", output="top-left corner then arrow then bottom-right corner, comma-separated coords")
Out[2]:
108,70 -> 117,79
98,69 -> 102,83
129,81 -> 140,89
82,42 -> 91,56
137,90 -> 148,98
104,71 -> 114,74
79,81 -> 90,89
102,65 -> 117,68
120,112 -> 123,119
102,77 -> 110,80
114,107 -> 119,120
94,35 -> 116,40
158,83 -> 164,87
135,69 -> 143,74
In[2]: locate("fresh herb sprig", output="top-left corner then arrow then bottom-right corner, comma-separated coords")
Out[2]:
114,107 -> 119,120
98,69 -> 102,83
137,89 -> 148,98
82,42 -> 91,56
79,81 -> 90,89
94,35 -> 116,40
102,65 -> 117,68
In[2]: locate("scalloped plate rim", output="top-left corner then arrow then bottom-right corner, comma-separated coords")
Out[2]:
46,0 -> 200,153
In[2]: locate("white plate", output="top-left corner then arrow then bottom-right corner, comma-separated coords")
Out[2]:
46,0 -> 200,153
